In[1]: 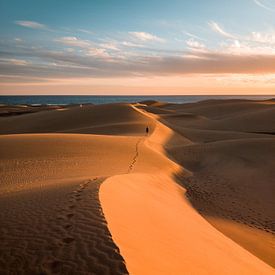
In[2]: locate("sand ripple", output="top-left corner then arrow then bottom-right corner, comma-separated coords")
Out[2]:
0,178 -> 128,274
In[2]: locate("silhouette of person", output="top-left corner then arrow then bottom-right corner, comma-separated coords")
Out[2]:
146,126 -> 149,135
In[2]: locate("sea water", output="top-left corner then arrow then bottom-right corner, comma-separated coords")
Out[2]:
0,95 -> 273,105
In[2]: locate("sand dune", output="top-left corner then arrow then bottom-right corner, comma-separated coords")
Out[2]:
136,99 -> 275,268
0,99 -> 274,274
207,108 -> 275,132
101,173 -> 273,275
0,103 -> 154,274
0,103 -> 154,135
0,177 -> 128,274
0,134 -> 141,194
163,99 -> 275,119
0,104 -> 66,117
168,101 -> 275,135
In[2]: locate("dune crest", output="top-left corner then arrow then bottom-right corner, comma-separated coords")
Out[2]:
1,99 -> 274,274
100,101 -> 274,274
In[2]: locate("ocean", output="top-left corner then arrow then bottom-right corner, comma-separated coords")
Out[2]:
0,95 -> 274,106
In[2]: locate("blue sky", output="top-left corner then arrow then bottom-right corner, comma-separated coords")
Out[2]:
1,0 -> 275,94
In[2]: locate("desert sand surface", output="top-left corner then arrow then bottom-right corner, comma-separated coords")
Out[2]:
0,100 -> 274,274
0,104 -> 68,117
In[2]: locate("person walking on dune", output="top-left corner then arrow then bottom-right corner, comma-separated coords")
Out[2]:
146,126 -> 149,135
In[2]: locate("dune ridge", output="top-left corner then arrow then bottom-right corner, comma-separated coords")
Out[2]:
100,100 -> 274,274
0,100 -> 274,274
0,178 -> 128,274
136,99 -> 275,267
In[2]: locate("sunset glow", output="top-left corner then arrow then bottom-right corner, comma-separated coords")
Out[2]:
1,0 -> 275,95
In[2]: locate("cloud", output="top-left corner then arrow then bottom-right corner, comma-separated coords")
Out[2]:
15,20 -> 47,30
186,38 -> 206,51
121,41 -> 145,48
99,42 -> 120,51
220,40 -> 275,56
183,31 -> 206,41
0,58 -> 29,66
54,37 -> 120,60
209,20 -> 275,47
248,31 -> 275,44
2,24 -> 275,81
129,32 -> 165,42
208,21 -> 236,39
2,43 -> 275,82
55,36 -> 91,48
78,29 -> 94,35
254,0 -> 275,11
86,48 -> 111,58
14,38 -> 23,43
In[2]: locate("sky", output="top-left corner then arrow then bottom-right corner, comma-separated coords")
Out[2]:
0,0 -> 275,95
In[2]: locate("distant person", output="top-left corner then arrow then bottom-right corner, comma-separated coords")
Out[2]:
146,126 -> 149,135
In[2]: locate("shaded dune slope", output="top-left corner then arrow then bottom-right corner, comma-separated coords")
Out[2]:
1,100 -> 274,274
0,103 -> 157,274
0,103 -> 154,136
0,178 -> 128,274
138,99 -> 275,268
100,103 -> 274,274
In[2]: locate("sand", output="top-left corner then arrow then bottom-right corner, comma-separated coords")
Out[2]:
137,99 -> 275,268
0,100 -> 274,274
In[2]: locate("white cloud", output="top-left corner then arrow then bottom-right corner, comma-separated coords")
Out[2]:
0,58 -> 29,66
55,36 -> 91,48
223,39 -> 275,55
129,32 -> 165,42
78,29 -> 94,35
186,38 -> 206,50
248,31 -> 275,44
14,38 -> 23,43
183,31 -> 206,41
15,20 -> 47,30
254,0 -> 275,11
100,42 -> 120,51
121,41 -> 144,48
208,21 -> 236,39
208,20 -> 275,48
86,48 -> 111,58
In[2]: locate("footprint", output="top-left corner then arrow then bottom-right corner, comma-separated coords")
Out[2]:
50,260 -> 63,271
63,237 -> 75,244
63,224 -> 72,230
67,213 -> 74,219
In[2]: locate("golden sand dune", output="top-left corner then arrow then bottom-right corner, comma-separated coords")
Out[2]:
0,177 -> 128,274
163,99 -> 275,119
101,173 -> 273,275
207,108 -> 275,132
0,104 -> 65,117
0,103 -> 154,135
160,99 -> 275,133
136,99 -> 275,268
0,99 -> 274,274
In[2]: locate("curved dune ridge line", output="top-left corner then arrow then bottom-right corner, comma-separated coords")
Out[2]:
0,102 -> 184,274
100,103 -> 275,274
0,177 -> 129,274
0,103 -> 156,135
0,103 -> 157,274
0,100 -> 274,274
149,99 -> 275,268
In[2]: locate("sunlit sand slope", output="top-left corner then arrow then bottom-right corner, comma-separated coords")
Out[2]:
0,103 -> 157,274
1,100 -> 274,274
137,99 -> 275,268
